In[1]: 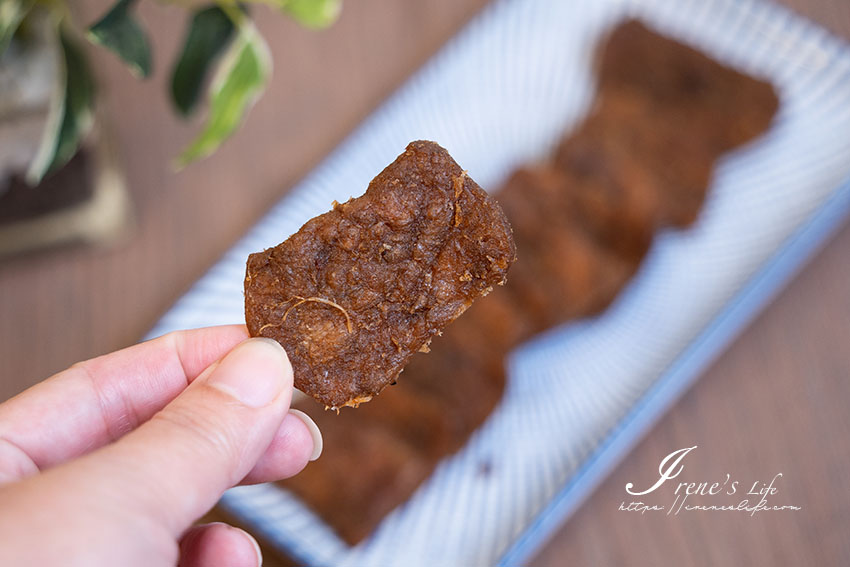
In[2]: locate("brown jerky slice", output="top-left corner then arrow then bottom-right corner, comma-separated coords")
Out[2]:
597,20 -> 779,152
283,391 -> 446,543
589,20 -> 778,226
555,116 -> 658,256
283,297 -> 511,544
556,95 -> 715,229
497,167 -> 642,326
245,140 -> 516,409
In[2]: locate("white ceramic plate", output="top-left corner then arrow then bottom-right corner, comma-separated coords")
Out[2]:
147,0 -> 850,564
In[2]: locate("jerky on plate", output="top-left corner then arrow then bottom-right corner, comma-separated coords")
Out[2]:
245,140 -> 516,409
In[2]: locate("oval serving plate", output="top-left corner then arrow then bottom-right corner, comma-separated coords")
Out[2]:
148,0 -> 850,564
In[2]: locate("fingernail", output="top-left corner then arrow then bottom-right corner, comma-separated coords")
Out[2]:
291,388 -> 309,404
288,409 -> 323,461
207,338 -> 290,408
232,526 -> 263,567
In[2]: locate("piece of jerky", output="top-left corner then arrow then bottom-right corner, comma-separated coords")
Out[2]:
283,297 -> 511,544
597,20 -> 779,153
555,117 -> 658,257
497,167 -> 641,326
245,140 -> 516,409
399,294 -> 514,443
588,20 -> 778,226
556,95 -> 715,228
282,392 -> 445,543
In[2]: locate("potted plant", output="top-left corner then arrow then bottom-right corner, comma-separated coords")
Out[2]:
0,0 -> 341,256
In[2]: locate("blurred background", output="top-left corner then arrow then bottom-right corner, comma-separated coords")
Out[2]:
1,0 -> 849,565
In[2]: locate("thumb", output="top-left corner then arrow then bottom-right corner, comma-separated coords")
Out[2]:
89,337 -> 294,534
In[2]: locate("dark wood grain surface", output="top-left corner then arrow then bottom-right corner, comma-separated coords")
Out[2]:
1,1 -> 848,565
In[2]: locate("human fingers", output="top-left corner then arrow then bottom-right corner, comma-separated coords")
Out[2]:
241,408 -> 323,484
0,325 -> 249,483
52,337 -> 305,535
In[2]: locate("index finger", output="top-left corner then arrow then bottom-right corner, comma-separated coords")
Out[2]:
0,325 -> 250,478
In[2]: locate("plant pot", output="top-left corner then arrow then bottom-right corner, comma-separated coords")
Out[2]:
0,10 -> 133,258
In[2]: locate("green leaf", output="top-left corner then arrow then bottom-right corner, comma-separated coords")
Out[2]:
87,0 -> 152,78
0,0 -> 33,56
170,6 -> 235,117
26,29 -> 96,184
177,24 -> 270,166
281,0 -> 342,29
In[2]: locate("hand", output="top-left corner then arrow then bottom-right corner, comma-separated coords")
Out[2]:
0,325 -> 323,567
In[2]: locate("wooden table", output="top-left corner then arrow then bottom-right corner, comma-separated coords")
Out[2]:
2,0 -> 848,565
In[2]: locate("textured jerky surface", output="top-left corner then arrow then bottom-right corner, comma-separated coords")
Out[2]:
245,140 -> 516,409
279,20 -> 779,545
